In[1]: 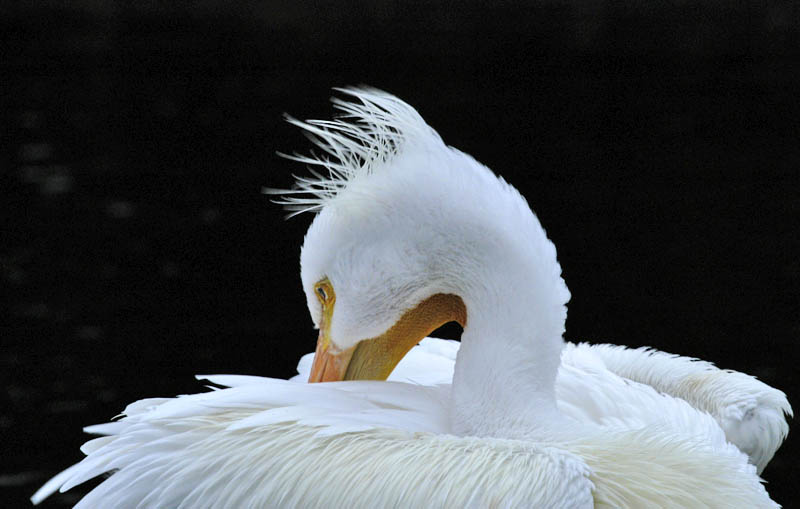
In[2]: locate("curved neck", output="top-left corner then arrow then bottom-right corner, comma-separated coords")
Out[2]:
449,255 -> 568,440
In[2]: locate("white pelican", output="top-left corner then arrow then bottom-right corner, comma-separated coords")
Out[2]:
33,88 -> 791,507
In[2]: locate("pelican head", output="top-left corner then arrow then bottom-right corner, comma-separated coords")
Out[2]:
270,87 -> 569,385
297,157 -> 471,382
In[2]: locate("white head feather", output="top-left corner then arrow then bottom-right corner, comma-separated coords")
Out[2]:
270,87 -> 440,217
268,87 -> 570,358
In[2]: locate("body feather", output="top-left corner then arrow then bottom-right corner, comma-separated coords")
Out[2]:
294,337 -> 791,474
34,373 -> 776,508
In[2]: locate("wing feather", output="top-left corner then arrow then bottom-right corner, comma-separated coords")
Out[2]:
33,380 -> 593,508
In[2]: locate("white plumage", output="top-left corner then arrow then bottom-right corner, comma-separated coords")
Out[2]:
33,87 -> 790,507
295,338 -> 791,474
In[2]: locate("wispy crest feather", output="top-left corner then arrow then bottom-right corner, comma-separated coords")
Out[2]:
265,87 -> 437,217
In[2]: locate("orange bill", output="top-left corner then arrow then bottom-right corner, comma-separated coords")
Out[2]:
308,293 -> 466,383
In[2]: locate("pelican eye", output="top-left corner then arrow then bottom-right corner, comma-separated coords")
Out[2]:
314,279 -> 334,305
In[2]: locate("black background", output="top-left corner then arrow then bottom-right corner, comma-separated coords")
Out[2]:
3,1 -> 798,506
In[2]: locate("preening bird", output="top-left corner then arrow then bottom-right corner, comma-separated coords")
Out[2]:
33,88 -> 791,508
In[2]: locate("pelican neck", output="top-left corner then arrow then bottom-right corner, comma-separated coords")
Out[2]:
448,259 -> 568,440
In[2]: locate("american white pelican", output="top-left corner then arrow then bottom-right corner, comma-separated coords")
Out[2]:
34,88 -> 790,507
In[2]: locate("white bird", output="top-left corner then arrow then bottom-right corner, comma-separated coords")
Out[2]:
33,88 -> 791,508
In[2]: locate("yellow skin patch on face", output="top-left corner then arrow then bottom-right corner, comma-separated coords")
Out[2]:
315,279 -> 335,349
309,278 -> 354,383
309,279 -> 466,383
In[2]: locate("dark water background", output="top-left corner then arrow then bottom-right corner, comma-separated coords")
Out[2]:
3,1 -> 798,506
